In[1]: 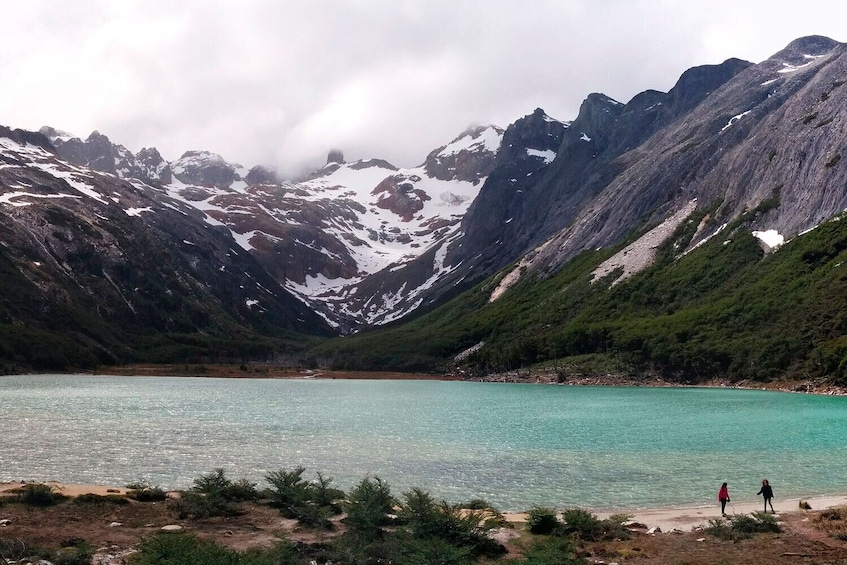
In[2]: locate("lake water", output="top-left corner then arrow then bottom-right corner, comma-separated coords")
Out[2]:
1,375 -> 845,511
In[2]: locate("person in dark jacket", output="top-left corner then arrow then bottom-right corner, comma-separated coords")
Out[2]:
757,479 -> 775,513
718,482 -> 730,516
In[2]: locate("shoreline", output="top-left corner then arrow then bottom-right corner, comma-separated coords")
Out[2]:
73,363 -> 847,396
3,362 -> 845,395
3,481 -> 845,532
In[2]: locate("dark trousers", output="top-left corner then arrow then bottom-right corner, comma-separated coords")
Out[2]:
720,499 -> 728,514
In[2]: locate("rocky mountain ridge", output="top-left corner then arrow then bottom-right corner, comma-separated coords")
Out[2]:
36,122 -> 508,329
2,35 -> 846,369
0,127 -> 334,368
397,35 -> 847,310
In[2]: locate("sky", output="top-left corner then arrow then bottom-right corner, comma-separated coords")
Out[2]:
2,1 -> 845,178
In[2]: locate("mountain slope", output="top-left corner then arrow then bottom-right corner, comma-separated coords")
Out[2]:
0,127 -> 332,371
314,205 -> 847,385
39,124 -> 506,329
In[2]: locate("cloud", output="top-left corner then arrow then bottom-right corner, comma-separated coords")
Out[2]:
1,0 -> 845,177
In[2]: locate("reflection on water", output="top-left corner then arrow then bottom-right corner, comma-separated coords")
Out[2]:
1,375 -> 845,511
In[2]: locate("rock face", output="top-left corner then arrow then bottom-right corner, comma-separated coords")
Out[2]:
41,127 -> 173,186
171,151 -> 240,188
0,129 -> 333,368
375,37 -> 847,317
519,35 -> 847,277
423,125 -> 503,183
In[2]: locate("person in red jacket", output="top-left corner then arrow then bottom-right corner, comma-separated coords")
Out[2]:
718,482 -> 730,516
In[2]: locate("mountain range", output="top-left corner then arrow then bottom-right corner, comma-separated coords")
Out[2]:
1,35 -> 846,378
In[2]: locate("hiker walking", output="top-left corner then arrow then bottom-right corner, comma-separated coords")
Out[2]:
718,482 -> 730,516
757,479 -> 775,513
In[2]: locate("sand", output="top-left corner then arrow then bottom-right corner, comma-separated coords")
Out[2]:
0,481 -> 128,497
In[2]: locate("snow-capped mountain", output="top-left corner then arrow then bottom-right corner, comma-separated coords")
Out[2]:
0,125 -> 332,369
37,122 -> 507,329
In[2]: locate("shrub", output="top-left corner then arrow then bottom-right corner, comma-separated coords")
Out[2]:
705,512 -> 781,541
343,476 -> 396,541
73,493 -> 129,505
192,468 -> 257,502
52,539 -> 93,565
398,488 -> 505,558
265,467 -> 309,518
169,491 -> 242,519
731,512 -> 781,534
222,478 -> 259,502
192,468 -> 231,494
125,481 -> 168,502
559,508 -> 630,541
504,537 -> 583,564
705,517 -> 736,540
292,502 -> 334,531
307,471 -> 345,512
13,484 -> 66,507
132,532 -> 238,565
526,506 -> 560,535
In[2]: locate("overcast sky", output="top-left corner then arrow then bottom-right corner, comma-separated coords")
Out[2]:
2,1 -> 845,177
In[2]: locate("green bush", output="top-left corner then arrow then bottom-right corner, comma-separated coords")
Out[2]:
705,512 -> 781,541
192,467 -> 231,494
13,484 -> 66,507
131,532 -> 239,565
307,471 -> 345,512
526,506 -> 560,535
265,467 -> 309,518
170,491 -> 242,519
292,502 -> 334,530
126,481 -> 168,502
558,508 -> 630,541
192,468 -> 257,502
504,537 -> 583,564
398,488 -> 505,558
73,493 -> 129,505
343,476 -> 396,541
730,512 -> 781,534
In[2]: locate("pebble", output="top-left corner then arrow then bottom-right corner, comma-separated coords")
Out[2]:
161,524 -> 183,531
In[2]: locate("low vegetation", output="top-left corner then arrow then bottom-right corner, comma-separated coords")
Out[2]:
3,468 -> 846,564
317,210 -> 847,386
705,512 -> 781,541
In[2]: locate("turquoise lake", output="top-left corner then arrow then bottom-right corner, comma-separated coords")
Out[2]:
1,375 -> 845,511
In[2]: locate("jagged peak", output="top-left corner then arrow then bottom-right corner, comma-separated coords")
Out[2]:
38,126 -> 77,143
348,158 -> 398,171
86,130 -> 109,142
327,149 -> 344,165
0,126 -> 56,153
175,150 -> 229,164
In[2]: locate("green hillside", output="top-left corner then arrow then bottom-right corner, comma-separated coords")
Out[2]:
314,210 -> 847,385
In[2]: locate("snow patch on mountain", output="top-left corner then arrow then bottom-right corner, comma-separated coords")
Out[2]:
753,229 -> 785,250
526,148 -> 556,163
